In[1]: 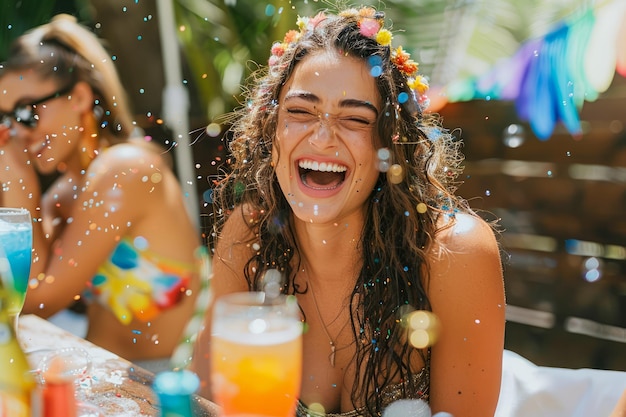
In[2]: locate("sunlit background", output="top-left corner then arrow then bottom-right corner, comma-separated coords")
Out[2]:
2,0 -> 625,371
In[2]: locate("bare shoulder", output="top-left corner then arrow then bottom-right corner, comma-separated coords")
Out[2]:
427,210 -> 504,309
217,204 -> 259,248
427,212 -> 506,416
435,211 -> 500,256
90,142 -> 166,172
84,142 -> 172,195
213,205 -> 259,268
211,205 -> 259,294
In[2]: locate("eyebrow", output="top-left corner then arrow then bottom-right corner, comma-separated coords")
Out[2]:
283,90 -> 379,117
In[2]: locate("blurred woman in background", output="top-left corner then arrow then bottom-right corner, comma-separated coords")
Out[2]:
0,14 -> 202,371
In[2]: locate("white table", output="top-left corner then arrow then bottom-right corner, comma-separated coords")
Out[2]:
18,314 -> 219,417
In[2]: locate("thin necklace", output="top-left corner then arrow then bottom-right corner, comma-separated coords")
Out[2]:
305,269 -> 337,367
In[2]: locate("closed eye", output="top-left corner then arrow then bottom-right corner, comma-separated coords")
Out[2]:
286,108 -> 317,121
287,108 -> 313,115
336,116 -> 376,131
340,116 -> 372,125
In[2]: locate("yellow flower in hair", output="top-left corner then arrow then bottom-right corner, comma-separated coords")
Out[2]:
417,76 -> 430,94
376,29 -> 393,46
296,16 -> 307,31
270,6 -> 426,102
408,76 -> 430,95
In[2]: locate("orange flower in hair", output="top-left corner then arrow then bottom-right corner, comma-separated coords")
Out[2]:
283,29 -> 300,44
391,47 -> 419,77
268,7 -> 430,108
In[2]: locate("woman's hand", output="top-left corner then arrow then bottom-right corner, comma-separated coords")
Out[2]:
0,129 -> 39,209
0,122 -> 12,146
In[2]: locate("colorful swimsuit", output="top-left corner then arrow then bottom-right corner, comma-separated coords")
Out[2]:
85,238 -> 196,325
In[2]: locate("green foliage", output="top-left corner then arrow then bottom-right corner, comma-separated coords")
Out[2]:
173,0 -> 307,122
1,1 -> 54,61
170,0 -> 457,122
0,0 -> 85,61
172,0 -> 590,124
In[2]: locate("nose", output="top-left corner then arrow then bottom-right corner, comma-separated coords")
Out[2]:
308,113 -> 337,149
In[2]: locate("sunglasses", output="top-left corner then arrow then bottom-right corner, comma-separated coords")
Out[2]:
0,83 -> 75,129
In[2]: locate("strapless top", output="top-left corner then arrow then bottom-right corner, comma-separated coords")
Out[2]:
86,238 -> 197,324
296,367 -> 430,417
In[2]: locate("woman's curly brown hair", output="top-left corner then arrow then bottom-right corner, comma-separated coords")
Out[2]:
210,6 -> 469,415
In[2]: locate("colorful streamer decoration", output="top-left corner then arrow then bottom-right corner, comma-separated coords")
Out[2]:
440,0 -> 626,140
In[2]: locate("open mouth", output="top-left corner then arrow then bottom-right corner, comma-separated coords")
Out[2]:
298,159 -> 347,190
28,141 -> 49,158
27,134 -> 53,157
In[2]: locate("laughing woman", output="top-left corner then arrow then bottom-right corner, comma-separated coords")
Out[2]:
192,5 -> 506,417
0,14 -> 202,370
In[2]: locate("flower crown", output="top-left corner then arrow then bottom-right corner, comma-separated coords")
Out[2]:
268,7 -> 430,107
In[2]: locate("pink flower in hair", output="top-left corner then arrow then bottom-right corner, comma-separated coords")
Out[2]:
268,6 -> 427,103
268,55 -> 280,67
270,42 -> 284,57
308,12 -> 327,29
359,19 -> 380,38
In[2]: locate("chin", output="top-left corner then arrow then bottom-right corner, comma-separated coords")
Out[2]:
287,198 -> 343,225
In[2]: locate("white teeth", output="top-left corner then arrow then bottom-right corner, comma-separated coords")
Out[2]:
299,159 -> 347,172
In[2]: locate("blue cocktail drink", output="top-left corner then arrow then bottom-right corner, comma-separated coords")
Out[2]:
0,208 -> 32,328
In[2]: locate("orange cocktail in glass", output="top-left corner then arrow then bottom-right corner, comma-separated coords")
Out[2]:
211,292 -> 302,417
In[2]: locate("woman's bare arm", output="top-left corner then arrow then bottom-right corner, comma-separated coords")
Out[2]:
428,212 -> 506,417
22,145 -> 170,317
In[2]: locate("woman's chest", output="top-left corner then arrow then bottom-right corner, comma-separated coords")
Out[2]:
298,289 -> 359,413
296,289 -> 430,414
